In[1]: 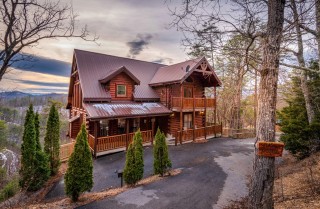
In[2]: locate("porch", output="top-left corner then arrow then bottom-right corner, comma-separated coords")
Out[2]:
88,130 -> 153,156
175,124 -> 223,144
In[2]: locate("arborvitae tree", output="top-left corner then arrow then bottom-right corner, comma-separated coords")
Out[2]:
0,120 -> 8,149
19,104 -> 36,189
44,104 -> 60,175
153,128 -> 172,176
65,124 -> 93,201
279,75 -> 320,159
28,113 -> 50,191
133,129 -> 144,181
123,129 -> 144,185
123,143 -> 136,185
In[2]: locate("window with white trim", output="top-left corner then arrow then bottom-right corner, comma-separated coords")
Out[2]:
117,84 -> 126,97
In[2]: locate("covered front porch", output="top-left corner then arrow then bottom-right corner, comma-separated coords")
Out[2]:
87,116 -> 168,157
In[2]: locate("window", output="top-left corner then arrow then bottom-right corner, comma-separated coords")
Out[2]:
99,120 -> 109,137
118,118 -> 126,134
184,87 -> 193,98
117,84 -> 126,97
183,113 -> 193,129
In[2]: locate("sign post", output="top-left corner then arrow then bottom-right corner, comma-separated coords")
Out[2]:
257,142 -> 284,157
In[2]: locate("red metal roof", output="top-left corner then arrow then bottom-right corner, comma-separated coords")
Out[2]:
149,57 -> 203,85
74,49 -> 165,101
73,49 -> 221,102
84,102 -> 172,119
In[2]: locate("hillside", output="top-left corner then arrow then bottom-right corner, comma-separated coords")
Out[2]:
274,152 -> 320,208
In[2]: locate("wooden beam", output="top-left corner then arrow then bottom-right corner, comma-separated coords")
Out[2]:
93,121 -> 98,158
204,95 -> 207,140
214,86 -> 217,138
192,86 -> 195,141
151,117 -> 155,145
126,119 -> 129,150
180,84 -> 183,145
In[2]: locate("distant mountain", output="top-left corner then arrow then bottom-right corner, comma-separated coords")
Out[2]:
0,91 -> 68,107
0,91 -> 67,99
0,91 -> 31,98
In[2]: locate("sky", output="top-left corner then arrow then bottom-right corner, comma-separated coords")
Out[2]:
1,0 -> 187,94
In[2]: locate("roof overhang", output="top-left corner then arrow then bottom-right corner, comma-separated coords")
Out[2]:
83,102 -> 172,120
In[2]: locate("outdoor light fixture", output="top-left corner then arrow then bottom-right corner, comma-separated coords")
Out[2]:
170,113 -> 175,117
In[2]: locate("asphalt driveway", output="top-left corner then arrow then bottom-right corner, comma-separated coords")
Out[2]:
46,137 -> 254,209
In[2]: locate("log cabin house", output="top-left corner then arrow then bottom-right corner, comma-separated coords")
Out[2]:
67,49 -> 222,157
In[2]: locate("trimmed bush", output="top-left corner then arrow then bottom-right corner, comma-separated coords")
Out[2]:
0,177 -> 20,202
65,124 -> 93,201
153,128 -> 172,176
123,129 -> 144,185
44,104 -> 60,175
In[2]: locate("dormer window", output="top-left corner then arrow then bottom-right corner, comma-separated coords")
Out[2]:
117,84 -> 126,97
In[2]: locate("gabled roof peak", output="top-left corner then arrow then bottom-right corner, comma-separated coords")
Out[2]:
99,66 -> 140,85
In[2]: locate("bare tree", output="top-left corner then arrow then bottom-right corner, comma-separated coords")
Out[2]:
0,0 -> 98,81
169,0 -> 286,208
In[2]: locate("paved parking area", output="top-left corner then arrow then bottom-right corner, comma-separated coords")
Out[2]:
46,137 -> 254,209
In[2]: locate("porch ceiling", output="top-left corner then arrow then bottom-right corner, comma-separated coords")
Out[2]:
83,102 -> 171,119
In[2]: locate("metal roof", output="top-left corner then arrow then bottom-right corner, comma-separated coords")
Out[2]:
72,49 -> 221,102
149,57 -> 203,85
84,102 -> 172,119
74,49 -> 165,101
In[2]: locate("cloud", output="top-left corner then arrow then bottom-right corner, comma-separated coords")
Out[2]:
8,53 -> 71,77
126,33 -> 153,58
152,57 -> 174,65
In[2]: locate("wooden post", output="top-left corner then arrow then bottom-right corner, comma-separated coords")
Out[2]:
93,121 -> 98,158
125,118 -> 129,150
192,86 -> 195,141
214,86 -> 217,138
151,117 -> 155,145
204,96 -> 207,140
180,84 -> 183,145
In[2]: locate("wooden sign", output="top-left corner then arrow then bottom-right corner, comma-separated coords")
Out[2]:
257,142 -> 284,157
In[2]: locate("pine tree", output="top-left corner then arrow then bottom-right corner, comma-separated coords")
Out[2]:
44,104 -> 60,175
65,124 -> 93,201
28,113 -> 50,191
133,129 -> 144,181
123,129 -> 144,185
153,128 -> 172,176
19,104 -> 36,189
123,143 -> 136,185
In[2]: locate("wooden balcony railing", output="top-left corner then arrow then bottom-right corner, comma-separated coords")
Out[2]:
88,130 -> 153,155
172,97 -> 215,109
176,124 -> 222,143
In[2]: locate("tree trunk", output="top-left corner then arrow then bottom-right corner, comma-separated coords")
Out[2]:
292,0 -> 316,124
316,0 -> 320,70
249,0 -> 285,208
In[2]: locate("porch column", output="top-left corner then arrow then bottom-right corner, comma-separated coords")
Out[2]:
93,121 -> 98,158
204,96 -> 207,140
151,117 -> 155,145
192,86 -> 195,141
214,86 -> 217,137
125,119 -> 129,150
180,84 -> 183,145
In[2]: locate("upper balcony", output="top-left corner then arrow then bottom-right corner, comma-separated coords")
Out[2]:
171,97 -> 215,111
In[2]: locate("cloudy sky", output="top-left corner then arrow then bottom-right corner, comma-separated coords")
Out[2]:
2,0 -> 188,94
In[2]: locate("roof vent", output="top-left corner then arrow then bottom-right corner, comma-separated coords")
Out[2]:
186,65 -> 190,72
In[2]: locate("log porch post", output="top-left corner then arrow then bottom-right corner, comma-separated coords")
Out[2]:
151,117 -> 155,145
192,86 -> 195,141
204,95 -> 207,140
125,118 -> 129,150
93,121 -> 98,158
214,86 -> 217,138
180,84 -> 183,145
